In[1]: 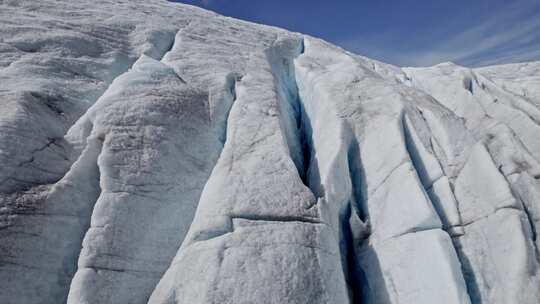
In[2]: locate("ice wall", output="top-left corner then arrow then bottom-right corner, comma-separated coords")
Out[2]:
1,1 -> 540,303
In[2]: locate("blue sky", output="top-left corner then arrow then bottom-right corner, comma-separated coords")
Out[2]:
170,0 -> 540,67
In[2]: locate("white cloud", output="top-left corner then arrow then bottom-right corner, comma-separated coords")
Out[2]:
423,2 -> 540,66
338,1 -> 540,67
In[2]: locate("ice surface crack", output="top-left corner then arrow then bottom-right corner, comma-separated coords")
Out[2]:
292,38 -> 367,303
63,136 -> 105,301
0,137 -> 68,193
231,214 -> 323,225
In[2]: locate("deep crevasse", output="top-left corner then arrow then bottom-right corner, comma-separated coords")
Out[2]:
294,37 -> 471,304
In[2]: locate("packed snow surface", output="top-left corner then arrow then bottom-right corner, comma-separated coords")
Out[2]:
1,1 -> 539,303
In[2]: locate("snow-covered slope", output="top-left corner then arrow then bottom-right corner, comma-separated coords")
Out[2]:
0,1 -> 539,303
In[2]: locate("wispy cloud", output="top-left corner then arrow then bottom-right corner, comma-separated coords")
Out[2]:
339,1 -> 540,67
416,2 -> 540,66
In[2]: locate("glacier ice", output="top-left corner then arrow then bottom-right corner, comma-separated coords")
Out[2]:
1,1 -> 540,304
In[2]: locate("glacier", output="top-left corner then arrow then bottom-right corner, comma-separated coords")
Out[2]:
0,1 -> 539,303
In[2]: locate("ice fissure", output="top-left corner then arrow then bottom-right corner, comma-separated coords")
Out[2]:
2,2 -> 540,304
488,146 -> 540,263
55,26 -> 186,302
0,21 -> 183,302
67,39 -> 239,302
272,37 -> 366,302
405,64 -> 540,304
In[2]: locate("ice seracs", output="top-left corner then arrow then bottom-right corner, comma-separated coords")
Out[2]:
1,1 -> 540,304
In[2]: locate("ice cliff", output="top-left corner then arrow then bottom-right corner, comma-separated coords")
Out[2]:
1,1 -> 539,303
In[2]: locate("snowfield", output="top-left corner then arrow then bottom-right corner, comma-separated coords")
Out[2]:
0,1 -> 539,303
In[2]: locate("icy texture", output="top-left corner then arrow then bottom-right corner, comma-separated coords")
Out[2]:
1,1 -> 539,304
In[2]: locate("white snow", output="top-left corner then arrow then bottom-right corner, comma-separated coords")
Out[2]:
1,1 -> 540,304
